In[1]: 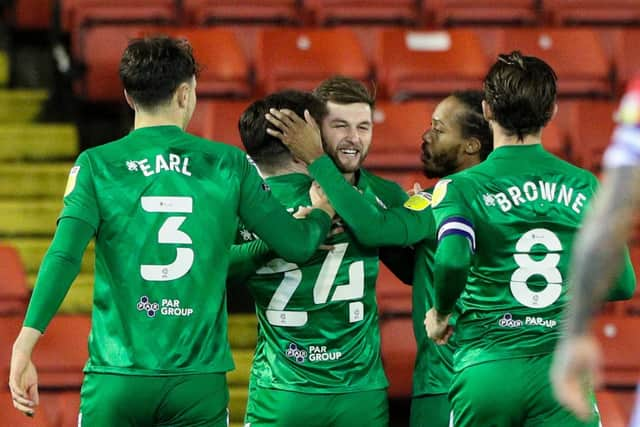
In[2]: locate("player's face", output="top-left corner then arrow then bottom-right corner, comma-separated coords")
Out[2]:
321,101 -> 373,173
421,96 -> 467,179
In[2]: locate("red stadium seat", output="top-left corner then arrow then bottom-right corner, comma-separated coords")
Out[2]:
141,27 -> 251,98
12,0 -> 55,29
306,0 -> 420,26
376,29 -> 489,100
566,100 -> 617,172
187,99 -> 253,149
374,170 -> 439,193
40,391 -> 81,427
0,316 -> 23,381
0,391 -> 54,427
365,101 -> 436,170
495,29 -> 612,97
543,0 -> 640,26
594,315 -> 640,387
33,316 -> 91,388
380,318 -> 416,398
75,25 -> 147,101
595,389 -> 628,427
376,263 -> 412,316
0,245 -> 29,315
256,28 -> 370,95
184,0 -> 302,25
542,119 -> 568,161
613,30 -> 640,91
425,0 -> 539,26
61,0 -> 176,32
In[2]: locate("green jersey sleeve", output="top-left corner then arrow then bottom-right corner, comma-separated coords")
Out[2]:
238,154 -> 331,263
227,240 -> 273,284
606,247 -> 637,301
59,152 -> 100,231
308,155 -> 433,247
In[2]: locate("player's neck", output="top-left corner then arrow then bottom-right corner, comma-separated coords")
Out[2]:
259,162 -> 309,179
343,172 -> 356,185
134,111 -> 185,131
492,125 -> 542,148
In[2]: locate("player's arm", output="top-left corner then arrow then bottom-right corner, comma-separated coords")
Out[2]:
605,247 -> 636,301
237,153 -> 333,264
426,180 -> 474,344
308,155 -> 434,247
227,239 -> 273,284
564,164 -> 640,337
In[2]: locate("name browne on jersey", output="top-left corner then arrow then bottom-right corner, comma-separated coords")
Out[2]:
126,153 -> 192,177
484,180 -> 587,214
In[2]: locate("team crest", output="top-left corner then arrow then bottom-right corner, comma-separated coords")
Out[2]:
63,166 -> 80,197
431,179 -> 452,207
403,192 -> 432,211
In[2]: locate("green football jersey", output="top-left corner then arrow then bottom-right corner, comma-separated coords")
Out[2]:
241,170 -> 407,393
431,144 -> 600,371
60,125 -> 330,376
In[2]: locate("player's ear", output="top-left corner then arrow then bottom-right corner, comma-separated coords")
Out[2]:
124,90 -> 136,111
465,137 -> 481,155
549,103 -> 558,121
482,100 -> 493,121
176,82 -> 190,109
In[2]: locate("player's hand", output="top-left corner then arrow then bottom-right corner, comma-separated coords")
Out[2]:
407,182 -> 424,197
265,108 -> 324,164
9,350 -> 39,416
309,181 -> 335,219
424,308 -> 453,345
551,334 -> 601,421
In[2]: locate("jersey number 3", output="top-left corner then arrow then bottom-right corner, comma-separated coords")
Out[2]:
140,196 -> 194,281
256,242 -> 364,327
510,228 -> 563,309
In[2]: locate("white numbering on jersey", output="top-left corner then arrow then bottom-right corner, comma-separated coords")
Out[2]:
510,228 -> 563,309
258,242 -> 365,327
140,196 -> 194,281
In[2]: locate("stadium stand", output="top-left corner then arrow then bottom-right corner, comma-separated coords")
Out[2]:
184,0 -> 303,26
380,317 -> 416,398
613,29 -> 640,91
425,0 -> 539,26
376,29 -> 488,99
566,100 -> 617,172
306,0 -> 420,26
543,0 -> 640,26
187,99 -> 253,148
376,263 -> 413,316
0,245 -> 29,316
256,27 -> 370,94
594,316 -> 640,387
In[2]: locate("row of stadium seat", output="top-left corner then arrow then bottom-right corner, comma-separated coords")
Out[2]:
12,0 -> 640,31
73,26 -> 640,102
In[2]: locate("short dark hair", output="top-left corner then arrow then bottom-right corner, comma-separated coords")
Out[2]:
119,36 -> 199,109
451,90 -> 492,161
313,75 -> 376,110
483,51 -> 557,140
239,90 -> 328,168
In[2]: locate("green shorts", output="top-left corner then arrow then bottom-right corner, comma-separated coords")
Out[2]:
244,383 -> 388,427
79,372 -> 229,427
449,354 -> 600,427
410,393 -> 452,427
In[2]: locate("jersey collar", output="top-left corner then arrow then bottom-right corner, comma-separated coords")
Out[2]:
487,143 -> 545,161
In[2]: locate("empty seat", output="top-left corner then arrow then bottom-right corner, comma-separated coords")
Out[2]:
595,389 -> 628,427
376,29 -> 489,100
62,0 -> 176,32
594,315 -> 640,387
543,0 -> 640,26
187,99 -> 253,149
256,28 -> 369,94
33,315 -> 91,388
141,27 -> 251,97
0,245 -> 29,315
426,0 -> 539,26
613,30 -> 640,90
184,0 -> 302,25
542,119 -> 568,160
374,170 -> 439,193
364,101 -> 436,169
566,100 -> 617,171
495,29 -> 611,97
306,0 -> 419,26
380,317 -> 416,398
12,0 -> 55,29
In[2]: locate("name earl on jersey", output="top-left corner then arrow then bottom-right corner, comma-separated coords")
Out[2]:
127,153 -> 192,177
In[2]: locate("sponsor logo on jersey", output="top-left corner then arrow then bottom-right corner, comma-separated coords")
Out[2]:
498,313 -> 523,328
525,316 -> 557,328
431,179 -> 452,207
285,343 -> 343,364
63,166 -> 80,197
136,296 -> 194,318
403,191 -> 432,211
